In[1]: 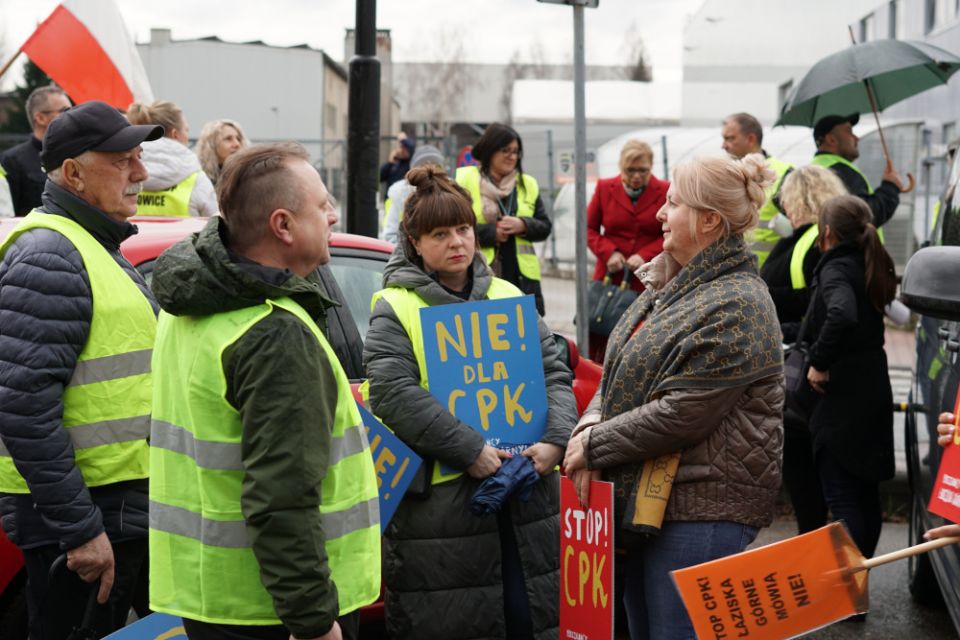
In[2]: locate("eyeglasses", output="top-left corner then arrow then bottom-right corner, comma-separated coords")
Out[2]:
499,147 -> 520,158
41,106 -> 71,115
623,166 -> 651,175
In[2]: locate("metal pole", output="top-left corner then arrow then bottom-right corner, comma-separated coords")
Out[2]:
346,0 -> 381,238
545,128 -> 558,269
661,134 -> 669,180
573,4 -> 589,356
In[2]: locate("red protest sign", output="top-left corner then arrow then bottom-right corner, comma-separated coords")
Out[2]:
559,475 -> 614,640
672,523 -> 865,640
928,389 -> 960,523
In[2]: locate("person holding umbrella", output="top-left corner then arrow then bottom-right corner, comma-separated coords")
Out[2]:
811,114 -> 905,228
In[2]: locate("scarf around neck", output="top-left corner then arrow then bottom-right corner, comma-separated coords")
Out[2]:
479,170 -> 518,224
599,233 -> 783,537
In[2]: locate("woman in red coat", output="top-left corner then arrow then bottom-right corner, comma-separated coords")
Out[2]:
587,139 -> 668,361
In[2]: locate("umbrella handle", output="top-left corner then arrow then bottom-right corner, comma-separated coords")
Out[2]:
858,535 -> 960,570
901,172 -> 916,194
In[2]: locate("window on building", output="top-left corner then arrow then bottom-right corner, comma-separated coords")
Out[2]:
927,0 -> 960,33
860,14 -> 876,41
778,80 -> 794,113
889,0 -> 905,38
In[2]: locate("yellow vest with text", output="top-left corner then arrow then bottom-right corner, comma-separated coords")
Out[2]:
363,278 -> 523,485
149,296 -> 380,625
135,172 -> 199,217
455,165 -> 542,282
751,156 -> 793,268
0,211 -> 155,492
789,224 -> 820,290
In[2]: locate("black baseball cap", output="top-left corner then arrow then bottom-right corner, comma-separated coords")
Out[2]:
813,113 -> 860,145
41,100 -> 164,172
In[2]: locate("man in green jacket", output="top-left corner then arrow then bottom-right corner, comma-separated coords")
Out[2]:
148,143 -> 380,640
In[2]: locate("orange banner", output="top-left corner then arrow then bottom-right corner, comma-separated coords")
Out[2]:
672,523 -> 865,640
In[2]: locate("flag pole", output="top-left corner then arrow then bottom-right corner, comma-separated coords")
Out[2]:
0,50 -> 22,83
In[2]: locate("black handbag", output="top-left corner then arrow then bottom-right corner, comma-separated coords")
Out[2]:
587,268 -> 639,336
783,302 -> 817,421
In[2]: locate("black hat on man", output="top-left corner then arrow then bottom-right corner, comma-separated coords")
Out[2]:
813,113 -> 860,145
41,100 -> 164,172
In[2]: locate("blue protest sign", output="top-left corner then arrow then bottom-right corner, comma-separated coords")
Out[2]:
104,613 -> 185,639
420,295 -> 547,451
357,403 -> 422,532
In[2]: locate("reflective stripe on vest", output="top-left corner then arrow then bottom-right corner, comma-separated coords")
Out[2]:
364,278 -> 523,485
455,165 -> 542,281
751,156 -> 793,269
811,153 -> 886,243
0,211 -> 155,493
149,296 -> 380,625
789,224 -> 820,290
136,172 -> 199,217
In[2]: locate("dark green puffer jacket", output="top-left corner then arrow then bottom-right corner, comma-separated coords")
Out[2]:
362,246 -> 578,640
151,217 -> 346,638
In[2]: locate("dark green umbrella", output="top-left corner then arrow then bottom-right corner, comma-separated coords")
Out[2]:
777,39 -> 960,127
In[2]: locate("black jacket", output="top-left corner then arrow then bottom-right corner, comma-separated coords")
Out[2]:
476,184 -> 552,315
760,223 -> 821,327
816,152 -> 900,228
1,137 -> 45,216
802,241 -> 894,482
0,181 -> 155,550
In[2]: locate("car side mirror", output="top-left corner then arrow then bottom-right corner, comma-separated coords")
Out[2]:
900,246 -> 960,320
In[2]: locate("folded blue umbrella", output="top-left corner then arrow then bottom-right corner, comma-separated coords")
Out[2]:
470,454 -> 540,516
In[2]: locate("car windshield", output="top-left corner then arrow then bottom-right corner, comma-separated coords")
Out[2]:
326,254 -> 385,342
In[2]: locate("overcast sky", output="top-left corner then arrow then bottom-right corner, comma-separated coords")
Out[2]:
1,0 -> 704,90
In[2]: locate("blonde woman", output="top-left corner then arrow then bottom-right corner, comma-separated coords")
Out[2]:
564,154 -> 784,640
128,101 -> 218,217
196,119 -> 248,185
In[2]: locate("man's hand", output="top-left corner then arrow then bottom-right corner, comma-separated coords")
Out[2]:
521,442 -> 564,476
497,217 -> 526,237
882,163 -> 915,193
606,251 -> 625,273
467,445 -> 511,479
290,622 -> 342,640
570,469 -> 603,508
66,532 -> 114,604
807,366 -> 829,394
937,412 -> 956,447
563,428 -> 590,475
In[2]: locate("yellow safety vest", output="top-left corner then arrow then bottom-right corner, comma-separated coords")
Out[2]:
751,156 -> 793,268
362,278 -> 523,485
455,166 -> 542,282
789,224 -> 820,290
149,296 -> 380,625
136,172 -> 199,217
0,211 -> 155,492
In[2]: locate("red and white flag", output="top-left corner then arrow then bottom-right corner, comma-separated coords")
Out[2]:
20,0 -> 153,110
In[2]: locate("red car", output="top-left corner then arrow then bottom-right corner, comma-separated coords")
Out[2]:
0,215 -> 601,635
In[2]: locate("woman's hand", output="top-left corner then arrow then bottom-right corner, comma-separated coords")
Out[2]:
636,252 -> 680,291
937,412 -> 957,447
522,442 -> 565,476
497,217 -> 526,237
625,254 -> 645,272
466,445 -> 511,479
563,428 -> 590,474
807,366 -> 829,394
570,469 -> 603,508
606,251 -> 625,273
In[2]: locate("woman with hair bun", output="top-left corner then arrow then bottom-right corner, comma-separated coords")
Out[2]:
564,154 -> 785,639
127,100 -> 217,216
362,165 -> 577,640
802,194 -> 896,562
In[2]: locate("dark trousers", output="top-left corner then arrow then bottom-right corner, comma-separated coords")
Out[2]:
22,538 -> 147,640
497,509 -> 533,639
817,448 -> 883,558
782,411 -> 828,534
183,611 -> 360,640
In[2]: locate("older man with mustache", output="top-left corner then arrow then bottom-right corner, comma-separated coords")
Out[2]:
0,100 -> 163,640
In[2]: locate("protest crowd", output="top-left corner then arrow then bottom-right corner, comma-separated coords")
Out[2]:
0,17 -> 955,640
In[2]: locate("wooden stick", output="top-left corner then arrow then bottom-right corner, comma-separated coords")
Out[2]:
847,26 -> 893,169
859,536 -> 960,570
0,50 -> 22,83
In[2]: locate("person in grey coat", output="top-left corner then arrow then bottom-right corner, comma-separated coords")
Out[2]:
363,165 -> 577,640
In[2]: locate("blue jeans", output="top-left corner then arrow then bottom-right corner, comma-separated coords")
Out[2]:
623,520 -> 759,640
